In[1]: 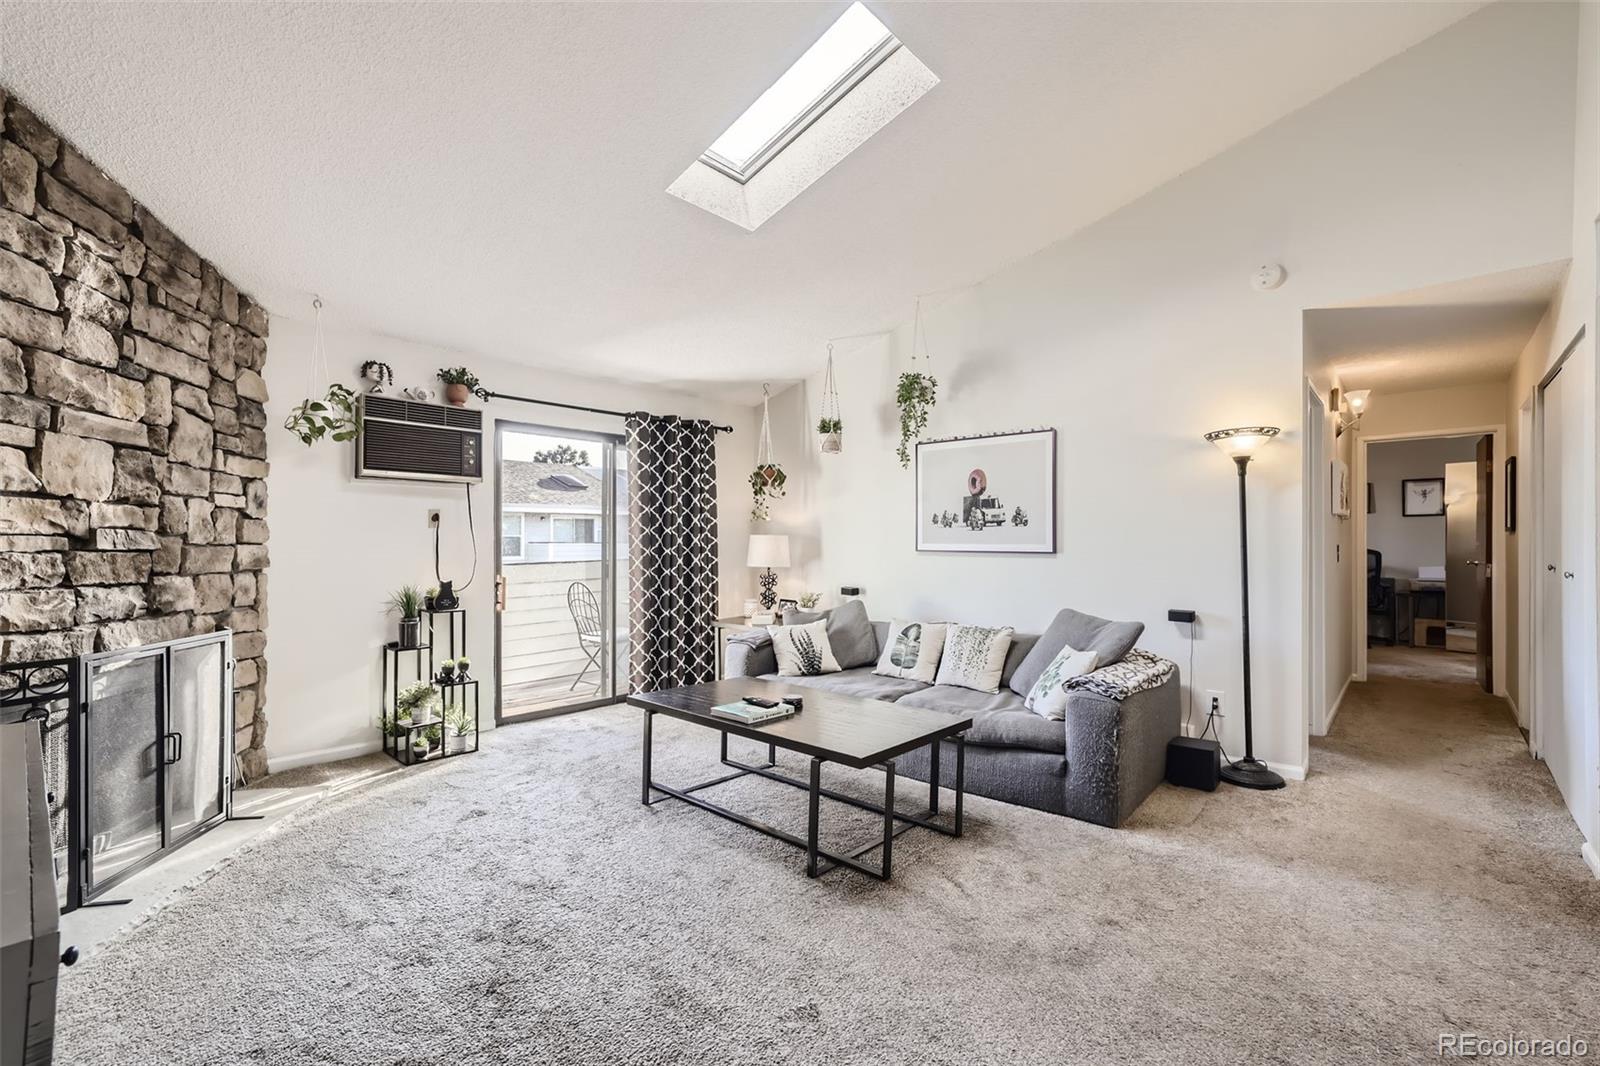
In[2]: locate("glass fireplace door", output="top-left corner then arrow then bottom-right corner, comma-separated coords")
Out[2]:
83,650 -> 166,890
167,637 -> 229,841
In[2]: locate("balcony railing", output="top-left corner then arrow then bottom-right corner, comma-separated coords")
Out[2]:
500,559 -> 626,715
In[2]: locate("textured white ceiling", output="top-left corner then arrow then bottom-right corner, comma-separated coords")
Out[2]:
0,1 -> 1481,400
1304,260 -> 1568,393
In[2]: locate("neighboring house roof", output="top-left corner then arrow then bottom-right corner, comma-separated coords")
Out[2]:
502,457 -> 640,512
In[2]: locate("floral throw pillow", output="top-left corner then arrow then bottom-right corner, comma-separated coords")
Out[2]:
767,619 -> 842,677
1024,645 -> 1101,720
933,624 -> 1015,694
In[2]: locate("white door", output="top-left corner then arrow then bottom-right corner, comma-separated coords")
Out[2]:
1538,351 -> 1598,844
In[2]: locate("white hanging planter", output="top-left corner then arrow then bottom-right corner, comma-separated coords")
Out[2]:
751,384 -> 786,522
817,342 -> 843,455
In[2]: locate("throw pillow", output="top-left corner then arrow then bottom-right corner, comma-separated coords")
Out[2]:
1008,608 -> 1145,698
767,619 -> 841,677
873,619 -> 948,684
784,599 -> 878,670
1023,644 -> 1101,720
934,624 -> 1015,693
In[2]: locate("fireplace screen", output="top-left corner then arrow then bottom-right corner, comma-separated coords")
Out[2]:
30,630 -> 235,909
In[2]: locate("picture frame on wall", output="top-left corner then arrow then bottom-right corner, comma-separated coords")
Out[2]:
915,429 -> 1056,553
1331,459 -> 1351,517
1402,477 -> 1446,517
1504,456 -> 1517,532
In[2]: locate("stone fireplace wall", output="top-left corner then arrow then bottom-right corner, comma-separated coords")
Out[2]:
0,90 -> 271,778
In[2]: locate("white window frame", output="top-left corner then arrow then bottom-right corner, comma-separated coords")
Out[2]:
500,513 -> 525,561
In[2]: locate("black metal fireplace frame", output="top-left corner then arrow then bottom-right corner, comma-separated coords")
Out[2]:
5,631 -> 238,913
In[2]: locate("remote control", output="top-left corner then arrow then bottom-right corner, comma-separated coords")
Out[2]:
742,696 -> 780,709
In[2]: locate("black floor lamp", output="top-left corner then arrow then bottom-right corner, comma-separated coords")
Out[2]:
1204,425 -> 1285,791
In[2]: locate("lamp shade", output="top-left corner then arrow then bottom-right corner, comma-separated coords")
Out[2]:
1343,389 -> 1371,415
1204,426 -> 1280,460
747,534 -> 790,569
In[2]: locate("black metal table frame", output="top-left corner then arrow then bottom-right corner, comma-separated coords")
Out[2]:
640,710 -> 965,881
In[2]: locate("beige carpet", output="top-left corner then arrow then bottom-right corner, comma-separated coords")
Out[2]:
55,664 -> 1598,1065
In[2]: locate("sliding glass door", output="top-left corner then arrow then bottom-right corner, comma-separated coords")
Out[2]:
495,422 -> 628,721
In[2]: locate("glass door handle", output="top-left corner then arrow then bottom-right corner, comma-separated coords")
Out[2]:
163,731 -> 184,764
495,574 -> 507,612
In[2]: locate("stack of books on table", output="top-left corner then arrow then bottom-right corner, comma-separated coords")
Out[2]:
709,700 -> 796,725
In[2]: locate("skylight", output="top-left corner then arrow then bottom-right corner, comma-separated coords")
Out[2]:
699,3 -> 899,184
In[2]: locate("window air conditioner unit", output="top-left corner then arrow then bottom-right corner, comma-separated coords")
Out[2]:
355,395 -> 483,484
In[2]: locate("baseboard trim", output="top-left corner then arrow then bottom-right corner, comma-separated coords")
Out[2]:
1268,760 -> 1307,782
1323,674 -> 1355,733
1584,841 -> 1600,880
265,739 -> 382,774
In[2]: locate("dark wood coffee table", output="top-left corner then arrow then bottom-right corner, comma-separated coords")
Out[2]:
627,678 -> 971,881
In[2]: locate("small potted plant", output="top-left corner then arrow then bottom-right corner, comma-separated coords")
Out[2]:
438,658 -> 457,683
388,585 -> 424,648
424,723 -> 442,753
284,383 -> 360,447
424,586 -> 439,611
397,680 -> 438,726
798,592 -> 821,609
436,367 -> 486,407
817,417 -> 842,454
455,656 -> 472,681
749,463 -> 787,521
410,733 -> 430,762
444,705 -> 473,754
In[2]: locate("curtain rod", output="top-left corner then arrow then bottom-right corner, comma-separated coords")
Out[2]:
483,391 -> 733,434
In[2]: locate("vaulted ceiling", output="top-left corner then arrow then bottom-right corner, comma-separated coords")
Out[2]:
0,1 -> 1482,399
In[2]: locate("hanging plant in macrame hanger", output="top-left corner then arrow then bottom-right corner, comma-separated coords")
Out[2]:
896,297 -> 938,468
283,296 -> 360,446
750,383 -> 787,521
817,343 -> 843,453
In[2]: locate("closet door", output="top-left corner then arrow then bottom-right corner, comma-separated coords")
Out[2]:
1557,350 -> 1596,842
1538,366 -> 1571,809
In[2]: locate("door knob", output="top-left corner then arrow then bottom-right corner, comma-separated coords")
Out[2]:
1467,559 -> 1480,566
1547,564 -> 1557,572
1565,571 -> 1575,579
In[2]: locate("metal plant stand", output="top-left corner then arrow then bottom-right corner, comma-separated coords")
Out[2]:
379,609 -> 480,766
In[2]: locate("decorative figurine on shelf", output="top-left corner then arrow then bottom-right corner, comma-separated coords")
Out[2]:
433,580 -> 459,611
359,360 -> 394,394
439,659 -> 457,684
455,656 -> 472,681
402,385 -> 437,404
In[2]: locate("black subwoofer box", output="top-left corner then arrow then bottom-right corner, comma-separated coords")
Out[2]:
1166,737 -> 1221,792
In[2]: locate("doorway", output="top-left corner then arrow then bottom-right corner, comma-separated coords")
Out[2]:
494,423 -> 629,722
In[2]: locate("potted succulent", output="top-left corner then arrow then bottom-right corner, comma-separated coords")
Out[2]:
424,723 -> 442,753
749,463 -> 787,522
455,656 -> 472,681
388,585 -> 424,648
410,733 -> 430,762
424,585 -> 439,611
444,705 -> 473,755
798,592 -> 822,609
436,367 -> 486,407
397,679 -> 438,726
438,658 -> 457,683
895,371 -> 938,468
817,417 -> 842,454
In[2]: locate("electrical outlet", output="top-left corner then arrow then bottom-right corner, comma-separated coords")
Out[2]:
427,509 -> 441,529
1206,690 -> 1225,719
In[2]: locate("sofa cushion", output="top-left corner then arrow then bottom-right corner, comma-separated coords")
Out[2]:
1009,608 -> 1145,697
895,685 -> 1066,754
934,624 -> 1014,693
780,598 -> 877,669
756,667 -> 929,703
874,619 -> 948,683
766,619 -> 842,676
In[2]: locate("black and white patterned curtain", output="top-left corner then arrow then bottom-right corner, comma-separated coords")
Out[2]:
624,415 -> 720,692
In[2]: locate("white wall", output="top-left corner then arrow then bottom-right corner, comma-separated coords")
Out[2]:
764,2 -> 1577,775
1367,435 -> 1483,579
1503,0 -> 1599,862
263,318 -> 756,769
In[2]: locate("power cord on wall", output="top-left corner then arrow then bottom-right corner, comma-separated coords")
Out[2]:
433,482 -> 480,592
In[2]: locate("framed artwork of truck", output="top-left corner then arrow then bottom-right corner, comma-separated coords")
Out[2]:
915,429 -> 1056,553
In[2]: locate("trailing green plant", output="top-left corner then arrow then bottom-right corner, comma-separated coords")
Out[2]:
380,712 -> 410,738
816,417 -> 842,435
397,680 -> 439,720
283,383 -> 360,446
749,464 -> 787,522
894,372 -> 938,467
436,367 -> 489,399
387,585 -> 423,620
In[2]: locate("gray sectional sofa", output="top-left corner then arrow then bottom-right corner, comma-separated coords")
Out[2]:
725,609 -> 1181,827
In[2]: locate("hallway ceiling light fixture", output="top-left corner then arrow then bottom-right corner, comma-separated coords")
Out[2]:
1331,387 -> 1372,437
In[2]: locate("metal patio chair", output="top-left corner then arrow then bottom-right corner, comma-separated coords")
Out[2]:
567,582 -> 604,693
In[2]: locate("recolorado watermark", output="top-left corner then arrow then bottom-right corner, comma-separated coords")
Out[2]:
1439,1033 -> 1590,1058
